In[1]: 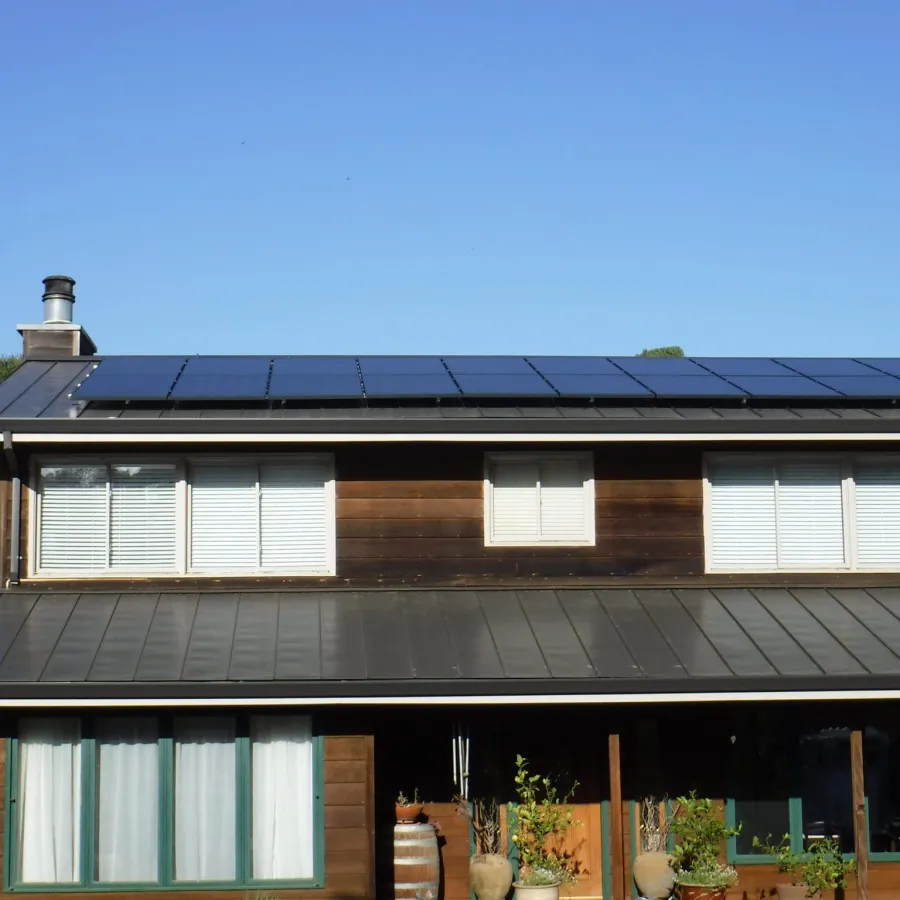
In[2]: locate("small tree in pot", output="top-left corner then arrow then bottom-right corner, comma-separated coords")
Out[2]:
457,797 -> 514,900
512,755 -> 582,900
669,793 -> 740,900
633,797 -> 675,900
752,834 -> 856,900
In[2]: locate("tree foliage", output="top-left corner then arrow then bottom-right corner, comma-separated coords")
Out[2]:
638,346 -> 684,358
0,355 -> 21,382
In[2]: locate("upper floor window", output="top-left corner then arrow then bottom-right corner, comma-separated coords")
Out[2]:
484,452 -> 595,546
34,456 -> 335,577
705,453 -> 900,572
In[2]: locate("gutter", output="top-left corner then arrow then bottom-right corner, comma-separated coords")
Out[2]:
2,431 -> 21,585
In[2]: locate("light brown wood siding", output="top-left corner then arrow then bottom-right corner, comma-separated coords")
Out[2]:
0,733 -> 375,900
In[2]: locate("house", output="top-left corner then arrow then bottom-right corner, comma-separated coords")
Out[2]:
2,274 -> 900,900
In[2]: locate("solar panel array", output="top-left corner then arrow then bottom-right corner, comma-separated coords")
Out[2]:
70,356 -> 900,402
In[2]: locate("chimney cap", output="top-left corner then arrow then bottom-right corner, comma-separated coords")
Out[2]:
42,275 -> 76,296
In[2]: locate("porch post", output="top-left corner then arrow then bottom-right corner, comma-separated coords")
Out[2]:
609,733 -> 625,900
851,730 -> 869,900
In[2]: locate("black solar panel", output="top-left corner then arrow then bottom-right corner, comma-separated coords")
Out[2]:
726,376 -> 841,397
454,373 -> 555,396
857,359 -> 900,376
444,357 -> 533,375
776,358 -> 876,376
272,357 -> 358,375
527,357 -> 621,375
90,356 -> 188,375
268,373 -> 363,398
180,356 -> 270,376
692,358 -> 791,376
610,357 -> 703,375
358,356 -> 446,375
170,374 -> 269,400
546,374 -> 652,397
72,356 -> 186,400
363,373 -> 460,397
636,375 -> 747,398
813,376 -> 900,397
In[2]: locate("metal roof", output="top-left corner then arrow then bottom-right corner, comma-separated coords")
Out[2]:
3,587 -> 900,700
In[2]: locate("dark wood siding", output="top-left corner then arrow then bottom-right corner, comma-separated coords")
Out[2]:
0,732 -> 375,900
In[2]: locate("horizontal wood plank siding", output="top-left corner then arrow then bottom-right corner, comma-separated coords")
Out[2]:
0,733 -> 375,900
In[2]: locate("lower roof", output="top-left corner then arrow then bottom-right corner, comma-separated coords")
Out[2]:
2,587 -> 900,703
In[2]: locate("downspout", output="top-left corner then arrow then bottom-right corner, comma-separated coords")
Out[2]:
2,431 -> 21,585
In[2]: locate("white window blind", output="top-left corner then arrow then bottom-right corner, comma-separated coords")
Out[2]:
776,461 -> 845,567
707,462 -> 777,570
190,464 -> 259,571
488,454 -> 593,545
110,465 -> 177,570
855,461 -> 900,568
39,465 -> 108,571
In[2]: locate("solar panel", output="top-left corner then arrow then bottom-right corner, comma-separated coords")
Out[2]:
358,356 -> 446,375
726,376 -> 841,397
169,373 -> 269,400
636,375 -> 747,398
272,356 -> 359,375
813,376 -> 900,398
775,358 -> 876,376
527,357 -> 621,375
268,373 -> 363,398
443,357 -> 534,375
454,373 -> 556,396
609,357 -> 703,375
854,359 -> 900,376
71,356 -> 187,400
691,358 -> 791,376
179,356 -> 271,376
363,373 -> 460,397
546,374 -> 652,397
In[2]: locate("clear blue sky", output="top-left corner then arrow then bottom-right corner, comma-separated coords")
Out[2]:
2,1 -> 899,358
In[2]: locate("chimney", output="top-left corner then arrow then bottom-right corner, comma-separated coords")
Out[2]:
17,275 -> 97,359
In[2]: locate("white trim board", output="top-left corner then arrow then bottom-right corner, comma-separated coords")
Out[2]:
2,689 -> 899,708
12,431 -> 900,444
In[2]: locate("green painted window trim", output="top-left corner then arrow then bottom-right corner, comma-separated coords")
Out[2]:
4,716 -> 325,892
600,801 -> 611,900
506,802 -> 519,883
726,796 -> 900,864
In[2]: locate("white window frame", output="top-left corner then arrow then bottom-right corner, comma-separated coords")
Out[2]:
483,451 -> 596,547
28,453 -> 336,578
703,451 -> 900,573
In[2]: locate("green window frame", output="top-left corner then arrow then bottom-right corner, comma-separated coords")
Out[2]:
4,714 -> 326,892
726,797 -> 900,864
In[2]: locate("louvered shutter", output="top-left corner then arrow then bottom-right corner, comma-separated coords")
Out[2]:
39,465 -> 108,571
490,460 -> 539,543
190,464 -> 259,571
776,460 -> 845,567
260,461 -> 330,572
854,460 -> 900,568
539,458 -> 590,542
707,462 -> 777,569
109,465 -> 178,570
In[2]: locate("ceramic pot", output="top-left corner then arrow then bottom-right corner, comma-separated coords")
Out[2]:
470,854 -> 514,900
777,884 -> 818,900
513,882 -> 560,900
394,803 -> 424,823
633,851 -> 675,899
676,885 -> 727,900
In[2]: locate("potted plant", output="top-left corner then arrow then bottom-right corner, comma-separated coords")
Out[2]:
752,834 -> 857,899
633,797 -> 675,900
669,793 -> 740,900
457,796 -> 514,900
395,788 -> 424,823
511,754 -> 582,899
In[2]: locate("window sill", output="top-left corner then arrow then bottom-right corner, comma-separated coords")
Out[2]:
484,539 -> 596,548
7,881 -> 324,893
26,571 -> 337,580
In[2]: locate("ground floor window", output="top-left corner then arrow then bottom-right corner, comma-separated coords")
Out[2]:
6,714 -> 324,890
727,717 -> 900,861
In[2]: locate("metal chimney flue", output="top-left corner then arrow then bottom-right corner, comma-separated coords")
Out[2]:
42,275 -> 76,324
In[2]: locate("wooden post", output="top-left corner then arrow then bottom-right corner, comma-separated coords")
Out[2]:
851,730 -> 869,900
609,734 -> 625,900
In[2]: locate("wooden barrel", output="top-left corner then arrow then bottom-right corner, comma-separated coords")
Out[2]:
394,823 -> 439,899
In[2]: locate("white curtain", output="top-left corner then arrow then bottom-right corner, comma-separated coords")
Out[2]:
174,717 -> 236,881
251,715 -> 314,879
96,718 -> 158,882
17,718 -> 82,884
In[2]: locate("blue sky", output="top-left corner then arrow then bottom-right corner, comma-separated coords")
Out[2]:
2,1 -> 899,357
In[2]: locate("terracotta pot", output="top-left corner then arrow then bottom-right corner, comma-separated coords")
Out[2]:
394,803 -> 424,823
676,885 -> 728,900
777,884 -> 819,900
470,854 -> 514,900
633,851 -> 675,899
513,882 -> 559,900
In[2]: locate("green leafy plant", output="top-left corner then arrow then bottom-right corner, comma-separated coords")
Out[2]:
0,355 -> 21,383
638,345 -> 684,358
512,754 -> 581,886
396,788 -> 421,805
753,834 -> 856,897
669,792 -> 740,888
